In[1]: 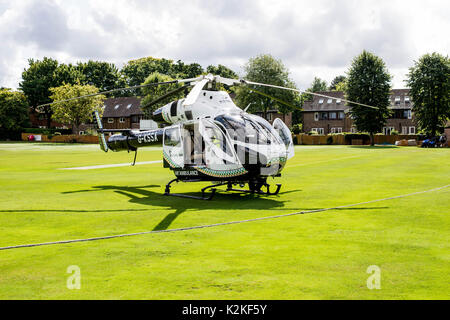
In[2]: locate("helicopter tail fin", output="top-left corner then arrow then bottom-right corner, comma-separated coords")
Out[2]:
93,111 -> 108,152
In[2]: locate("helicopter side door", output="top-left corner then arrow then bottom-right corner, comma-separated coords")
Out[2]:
272,118 -> 295,159
163,124 -> 184,168
197,118 -> 247,177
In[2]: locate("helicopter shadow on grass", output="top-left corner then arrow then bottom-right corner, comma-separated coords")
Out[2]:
62,185 -> 299,231
61,185 -> 388,231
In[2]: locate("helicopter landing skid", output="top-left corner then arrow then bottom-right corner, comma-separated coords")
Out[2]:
164,179 -> 217,200
226,183 -> 282,195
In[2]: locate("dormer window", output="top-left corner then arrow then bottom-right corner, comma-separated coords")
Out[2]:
336,99 -> 341,104
126,104 -> 132,109
318,99 -> 324,104
327,99 -> 332,104
114,104 -> 120,110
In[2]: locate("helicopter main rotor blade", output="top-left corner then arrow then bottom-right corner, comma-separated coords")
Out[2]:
248,87 -> 300,110
142,84 -> 190,110
243,80 -> 379,110
36,76 -> 202,109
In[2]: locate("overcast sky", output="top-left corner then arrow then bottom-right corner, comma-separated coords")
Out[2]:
1,0 -> 448,90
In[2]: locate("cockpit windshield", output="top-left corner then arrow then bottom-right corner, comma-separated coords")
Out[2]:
215,114 -> 282,146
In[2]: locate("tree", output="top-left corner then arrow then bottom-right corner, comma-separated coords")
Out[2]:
346,50 -> 392,145
172,60 -> 204,79
49,84 -> 105,134
406,53 -> 450,136
140,72 -> 184,115
235,54 -> 300,122
329,75 -> 346,91
0,89 -> 30,131
77,60 -> 122,93
20,57 -> 83,128
206,64 -> 238,79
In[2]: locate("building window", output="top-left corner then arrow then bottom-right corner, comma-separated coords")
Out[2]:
318,99 -> 324,104
351,127 -> 357,133
267,113 -> 272,121
314,112 -> 319,121
383,127 -> 395,135
329,112 -> 337,119
108,118 -> 114,123
330,127 -> 342,134
320,112 -> 328,120
395,96 -> 401,105
405,96 -> 410,104
114,104 -> 120,110
312,128 -> 324,135
407,109 -> 412,119
409,126 -> 416,135
338,111 -> 345,120
336,99 -> 342,104
119,117 -> 125,123
402,126 -> 408,134
126,104 -> 132,109
327,99 -> 333,104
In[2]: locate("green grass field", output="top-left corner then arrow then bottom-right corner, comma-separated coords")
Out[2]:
0,142 -> 449,299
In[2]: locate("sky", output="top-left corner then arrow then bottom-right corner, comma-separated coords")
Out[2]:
0,0 -> 448,90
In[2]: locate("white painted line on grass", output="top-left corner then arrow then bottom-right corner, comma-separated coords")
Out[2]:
1,183 -> 448,251
59,160 -> 162,170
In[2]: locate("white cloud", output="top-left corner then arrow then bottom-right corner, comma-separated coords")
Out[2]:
0,0 -> 448,90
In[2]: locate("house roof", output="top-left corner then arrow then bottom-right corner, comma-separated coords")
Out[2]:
302,89 -> 413,112
102,97 -> 144,118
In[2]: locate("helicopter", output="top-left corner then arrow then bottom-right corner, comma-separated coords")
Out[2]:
43,73 -> 378,200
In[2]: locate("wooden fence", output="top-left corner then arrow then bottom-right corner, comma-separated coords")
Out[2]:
293,134 -> 420,145
22,133 -> 98,144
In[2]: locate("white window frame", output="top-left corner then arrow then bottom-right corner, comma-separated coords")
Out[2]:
318,99 -> 324,104
336,99 -> 342,104
330,127 -> 342,134
402,126 -> 408,135
314,112 -> 319,121
267,113 -> 272,121
383,126 -> 395,135
409,126 -> 416,135
119,117 -> 125,123
108,118 -> 114,124
329,112 -> 337,120
327,99 -> 333,104
407,109 -> 412,119
312,128 -> 324,135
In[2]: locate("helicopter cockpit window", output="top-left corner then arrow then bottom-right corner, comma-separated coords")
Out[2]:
215,114 -> 280,145
164,127 -> 181,147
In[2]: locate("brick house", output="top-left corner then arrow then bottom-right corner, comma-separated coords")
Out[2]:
102,97 -> 145,130
302,89 -> 416,135
253,110 -> 293,127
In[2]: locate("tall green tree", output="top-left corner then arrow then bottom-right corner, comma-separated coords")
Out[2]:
172,60 -> 204,79
406,53 -> 450,136
346,50 -> 392,145
120,57 -> 175,96
329,75 -> 346,91
140,72 -> 184,116
235,54 -> 299,122
206,64 -> 238,79
20,57 -> 83,128
49,84 -> 105,135
0,89 -> 30,131
77,60 -> 122,93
